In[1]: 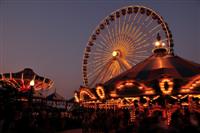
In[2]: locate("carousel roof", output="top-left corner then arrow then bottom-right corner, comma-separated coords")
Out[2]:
0,68 -> 53,92
105,53 -> 200,87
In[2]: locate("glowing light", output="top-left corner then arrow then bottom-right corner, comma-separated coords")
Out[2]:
153,96 -> 160,100
155,41 -> 160,47
74,92 -> 79,103
192,83 -> 196,87
116,84 -> 124,90
138,86 -> 143,90
192,95 -> 200,99
80,89 -> 96,101
110,91 -> 118,97
180,89 -> 190,93
130,111 -> 136,122
96,85 -> 105,99
159,78 -> 173,95
162,42 -> 166,46
112,50 -> 120,57
30,80 -> 35,86
145,90 -> 154,95
125,82 -> 134,87
181,77 -> 200,90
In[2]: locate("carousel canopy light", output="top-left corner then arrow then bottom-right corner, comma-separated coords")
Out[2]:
30,80 -> 35,86
96,86 -> 105,99
155,41 -> 160,47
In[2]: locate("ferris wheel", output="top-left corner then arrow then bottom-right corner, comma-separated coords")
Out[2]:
82,5 -> 173,87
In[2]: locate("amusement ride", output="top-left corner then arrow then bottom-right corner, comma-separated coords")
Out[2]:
75,5 -> 200,126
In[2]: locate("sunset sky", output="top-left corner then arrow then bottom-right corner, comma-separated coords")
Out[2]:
0,0 -> 199,98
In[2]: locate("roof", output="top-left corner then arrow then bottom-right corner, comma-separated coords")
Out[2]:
0,68 -> 54,91
105,53 -> 200,87
47,92 -> 65,101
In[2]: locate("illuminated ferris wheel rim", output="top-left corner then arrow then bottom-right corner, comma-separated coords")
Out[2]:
82,5 -> 174,87
87,5 -> 173,50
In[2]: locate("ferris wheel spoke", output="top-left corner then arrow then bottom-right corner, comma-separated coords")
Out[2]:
114,20 -> 119,43
134,31 -> 144,42
111,28 -> 118,47
96,40 -> 113,52
94,45 -> 112,55
123,34 -> 137,49
127,57 -> 140,64
127,12 -> 139,34
88,58 -> 112,68
87,62 -> 109,78
94,49 -> 111,56
121,13 -> 128,35
118,17 -> 121,41
149,24 -> 162,34
93,57 -> 112,65
94,41 -> 111,52
117,58 -> 132,70
89,60 -> 113,86
129,25 -> 137,38
118,38 -> 130,49
126,58 -> 137,66
118,60 -> 130,72
99,34 -> 114,48
136,13 -> 144,25
145,19 -> 154,28
124,13 -> 133,32
135,50 -> 148,54
160,38 -> 168,42
135,43 -> 151,50
108,29 -> 115,48
110,62 -> 120,78
93,39 -> 110,50
105,22 -> 115,46
87,60 -> 110,69
93,57 -> 113,66
89,59 -> 110,67
136,18 -> 152,39
98,62 -> 114,83
118,19 -> 125,42
134,33 -> 148,44
134,55 -> 149,58
104,31 -> 117,48
134,30 -> 160,47
134,31 -> 149,43
132,16 -> 147,40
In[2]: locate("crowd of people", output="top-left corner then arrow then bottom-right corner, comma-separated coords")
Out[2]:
81,108 -> 200,133
1,103 -> 200,133
0,101 -> 82,133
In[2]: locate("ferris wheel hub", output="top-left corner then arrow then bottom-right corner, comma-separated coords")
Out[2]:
112,50 -> 121,57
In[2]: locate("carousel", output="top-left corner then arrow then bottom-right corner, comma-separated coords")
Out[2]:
0,68 -> 54,103
0,68 -> 53,92
75,5 -> 200,126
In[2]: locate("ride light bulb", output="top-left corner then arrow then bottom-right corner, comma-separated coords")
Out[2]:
112,50 -> 119,57
155,41 -> 160,47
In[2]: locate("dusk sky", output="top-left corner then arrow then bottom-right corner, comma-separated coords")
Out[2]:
0,0 -> 199,98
